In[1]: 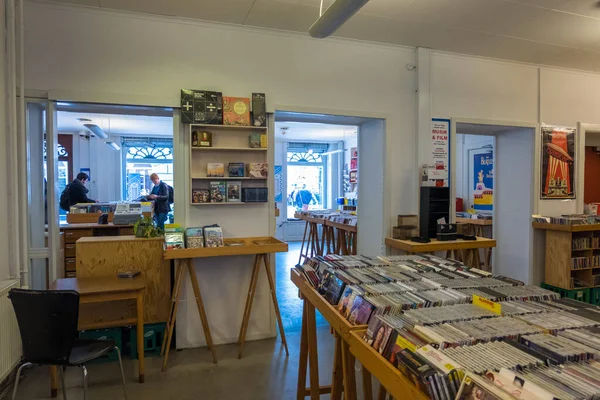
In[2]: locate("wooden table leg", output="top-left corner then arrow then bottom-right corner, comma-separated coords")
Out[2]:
238,255 -> 261,348
298,220 -> 309,265
296,301 -> 309,400
187,259 -> 218,364
136,291 -> 145,383
361,366 -> 373,400
262,254 -> 289,356
306,302 -> 320,400
330,333 -> 344,400
377,385 -> 386,400
161,260 -> 186,372
341,340 -> 357,400
50,366 -> 58,398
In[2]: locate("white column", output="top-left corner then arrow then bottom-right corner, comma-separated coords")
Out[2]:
0,0 -> 10,280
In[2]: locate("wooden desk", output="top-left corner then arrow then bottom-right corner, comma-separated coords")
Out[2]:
49,276 -> 146,397
161,237 -> 289,371
385,237 -> 497,270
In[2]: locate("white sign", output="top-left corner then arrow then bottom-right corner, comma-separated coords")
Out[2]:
423,119 -> 450,187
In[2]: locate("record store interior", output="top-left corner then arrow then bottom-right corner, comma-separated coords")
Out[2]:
4,1 -> 600,399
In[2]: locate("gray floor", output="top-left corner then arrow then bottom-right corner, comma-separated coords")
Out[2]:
12,242 -> 338,400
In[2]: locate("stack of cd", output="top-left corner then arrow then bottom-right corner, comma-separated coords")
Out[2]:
521,333 -> 598,363
515,361 -> 600,399
402,304 -> 499,326
558,327 -> 600,356
516,311 -> 598,332
448,316 -> 542,342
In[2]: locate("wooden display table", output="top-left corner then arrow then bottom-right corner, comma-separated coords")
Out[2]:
299,216 -> 326,265
325,220 -> 357,256
76,236 -> 170,325
456,218 -> 493,268
533,222 -> 600,289
385,237 -> 496,270
298,215 -> 358,264
161,237 -> 289,371
49,276 -> 146,397
66,211 -> 152,224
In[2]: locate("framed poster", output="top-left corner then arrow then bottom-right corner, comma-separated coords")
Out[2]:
423,118 -> 450,187
473,152 -> 493,211
541,125 -> 575,200
349,170 -> 357,183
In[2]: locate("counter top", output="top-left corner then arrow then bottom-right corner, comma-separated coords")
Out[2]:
60,222 -> 134,229
77,235 -> 164,244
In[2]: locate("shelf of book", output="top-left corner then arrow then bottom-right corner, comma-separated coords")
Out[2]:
165,237 -> 287,259
192,147 -> 267,151
190,202 -> 266,206
190,123 -> 267,131
191,176 -> 267,180
347,330 -> 429,400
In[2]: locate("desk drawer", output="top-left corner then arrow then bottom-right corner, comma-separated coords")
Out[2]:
64,229 -> 93,243
65,243 -> 76,258
119,227 -> 135,236
65,258 -> 77,272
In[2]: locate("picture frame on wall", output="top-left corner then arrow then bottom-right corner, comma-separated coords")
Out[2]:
349,170 -> 357,183
540,125 -> 576,200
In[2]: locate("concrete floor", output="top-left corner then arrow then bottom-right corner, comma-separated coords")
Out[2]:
12,242 -> 340,400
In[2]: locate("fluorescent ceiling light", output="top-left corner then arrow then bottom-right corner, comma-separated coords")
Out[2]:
321,149 -> 345,156
83,124 -> 108,139
106,141 -> 121,151
309,0 -> 370,39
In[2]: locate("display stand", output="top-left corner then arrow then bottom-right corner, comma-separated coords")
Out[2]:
326,220 -> 357,256
161,237 -> 289,371
298,216 -> 325,265
533,222 -> 600,289
385,237 -> 496,270
291,268 -> 428,400
456,218 -> 493,269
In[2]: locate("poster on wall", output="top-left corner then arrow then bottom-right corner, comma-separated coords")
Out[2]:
541,125 -> 575,200
423,119 -> 450,187
473,152 -> 493,211
274,165 -> 282,203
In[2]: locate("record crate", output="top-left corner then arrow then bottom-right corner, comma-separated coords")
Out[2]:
541,283 -> 591,304
78,328 -> 123,364
129,322 -> 166,359
591,288 -> 600,306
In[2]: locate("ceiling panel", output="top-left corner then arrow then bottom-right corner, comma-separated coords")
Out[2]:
244,0 -> 319,32
99,0 -> 256,24
507,9 -> 600,49
500,0 -> 570,9
542,49 -> 600,72
473,35 -> 572,65
48,0 -> 100,6
57,111 -> 173,136
558,0 -> 600,18
274,121 -> 357,141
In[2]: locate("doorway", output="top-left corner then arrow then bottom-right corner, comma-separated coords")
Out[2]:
453,121 -> 536,284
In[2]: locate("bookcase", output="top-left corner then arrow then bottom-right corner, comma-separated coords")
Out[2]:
533,222 -> 600,289
419,187 -> 450,238
189,124 -> 268,206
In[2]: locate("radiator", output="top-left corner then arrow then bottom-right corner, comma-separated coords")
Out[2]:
0,280 -> 21,382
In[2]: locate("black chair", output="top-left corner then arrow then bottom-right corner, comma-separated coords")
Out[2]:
9,288 -> 127,400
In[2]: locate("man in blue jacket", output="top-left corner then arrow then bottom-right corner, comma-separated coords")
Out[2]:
148,173 -> 170,230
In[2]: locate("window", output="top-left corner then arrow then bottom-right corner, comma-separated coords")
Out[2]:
122,138 -> 173,201
286,143 -> 328,219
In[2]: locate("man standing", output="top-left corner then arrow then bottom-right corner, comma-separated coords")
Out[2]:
65,172 -> 96,207
148,173 -> 170,231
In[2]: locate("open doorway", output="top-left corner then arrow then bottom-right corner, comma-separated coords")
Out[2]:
454,122 -> 536,284
273,111 -> 386,332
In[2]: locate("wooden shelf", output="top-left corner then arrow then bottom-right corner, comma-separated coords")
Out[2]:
190,202 -> 266,206
191,176 -> 267,180
533,222 -> 600,232
192,147 -> 267,151
190,123 -> 267,130
164,237 -> 287,259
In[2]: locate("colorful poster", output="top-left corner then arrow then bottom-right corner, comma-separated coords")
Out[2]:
274,165 -> 282,203
423,119 -> 450,187
541,125 -> 575,200
473,152 -> 493,211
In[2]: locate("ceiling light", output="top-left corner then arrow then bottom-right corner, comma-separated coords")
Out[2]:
106,141 -> 120,151
77,117 -> 92,122
83,124 -> 108,139
321,149 -> 345,156
309,0 -> 370,39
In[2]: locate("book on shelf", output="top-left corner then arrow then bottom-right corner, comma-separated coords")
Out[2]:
203,225 -> 224,247
223,96 -> 250,126
249,133 -> 261,148
207,163 -> 225,177
185,227 -> 204,248
248,163 -> 268,178
181,89 -> 223,125
251,93 -> 267,127
192,130 -> 212,147
226,181 -> 241,202
192,189 -> 210,203
210,181 -> 226,203
228,162 -> 245,178
318,269 -> 346,306
165,232 -> 185,250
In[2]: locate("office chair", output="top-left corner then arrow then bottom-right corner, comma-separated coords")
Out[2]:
9,288 -> 127,400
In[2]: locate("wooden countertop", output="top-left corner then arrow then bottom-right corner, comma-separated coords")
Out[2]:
165,237 -> 288,259
60,222 -> 133,229
385,236 -> 496,252
456,217 -> 493,225
532,222 -> 600,232
77,235 -> 164,244
50,276 -> 146,295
